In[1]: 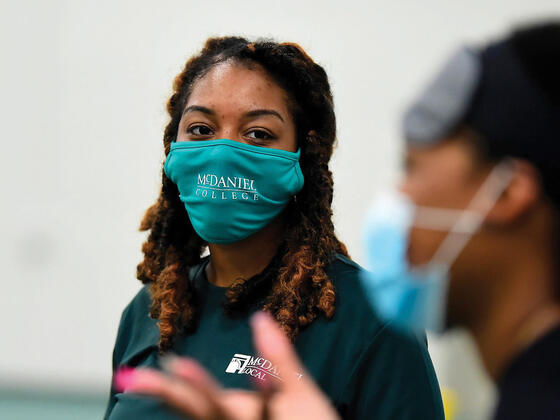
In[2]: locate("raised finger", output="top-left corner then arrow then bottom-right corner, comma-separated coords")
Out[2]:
114,366 -> 220,419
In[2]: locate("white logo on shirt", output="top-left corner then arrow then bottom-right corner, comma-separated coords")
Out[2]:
225,353 -> 303,382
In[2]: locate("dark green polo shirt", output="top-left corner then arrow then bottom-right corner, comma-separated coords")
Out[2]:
104,254 -> 444,420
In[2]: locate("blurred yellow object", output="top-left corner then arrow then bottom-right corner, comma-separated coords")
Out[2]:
441,387 -> 459,420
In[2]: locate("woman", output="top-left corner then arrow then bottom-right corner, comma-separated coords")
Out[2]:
104,37 -> 444,420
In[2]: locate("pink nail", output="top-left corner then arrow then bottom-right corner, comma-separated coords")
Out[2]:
114,366 -> 137,392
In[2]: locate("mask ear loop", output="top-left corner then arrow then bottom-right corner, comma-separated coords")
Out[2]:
413,207 -> 480,233
425,158 -> 516,268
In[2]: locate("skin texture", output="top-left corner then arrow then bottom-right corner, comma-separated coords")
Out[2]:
177,62 -> 297,288
115,312 -> 340,420
177,61 -> 297,152
401,128 -> 560,379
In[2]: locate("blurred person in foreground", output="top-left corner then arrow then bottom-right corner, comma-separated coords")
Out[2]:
114,21 -> 560,420
387,20 -> 560,419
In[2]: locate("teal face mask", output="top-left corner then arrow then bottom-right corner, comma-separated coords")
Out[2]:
164,139 -> 304,244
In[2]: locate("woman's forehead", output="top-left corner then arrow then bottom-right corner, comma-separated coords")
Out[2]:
186,61 -> 290,112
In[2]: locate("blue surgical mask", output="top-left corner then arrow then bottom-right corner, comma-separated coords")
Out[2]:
361,160 -> 514,332
164,139 -> 304,244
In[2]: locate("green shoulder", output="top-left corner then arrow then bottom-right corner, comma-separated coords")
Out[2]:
324,253 -> 386,336
325,254 -> 445,419
112,285 -> 159,369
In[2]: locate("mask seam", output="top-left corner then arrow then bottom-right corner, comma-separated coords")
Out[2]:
292,161 -> 304,190
170,140 -> 300,162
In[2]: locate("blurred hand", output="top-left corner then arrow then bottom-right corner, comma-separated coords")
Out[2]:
115,311 -> 340,420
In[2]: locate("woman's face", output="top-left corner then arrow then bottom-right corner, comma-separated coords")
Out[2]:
176,61 -> 298,153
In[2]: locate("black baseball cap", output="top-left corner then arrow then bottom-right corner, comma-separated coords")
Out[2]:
403,22 -> 560,208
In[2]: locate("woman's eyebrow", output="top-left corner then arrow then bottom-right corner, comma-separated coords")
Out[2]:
183,105 -> 214,116
244,109 -> 284,122
183,106 -> 284,123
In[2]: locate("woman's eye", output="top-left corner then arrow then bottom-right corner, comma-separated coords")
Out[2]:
188,125 -> 213,136
246,129 -> 274,141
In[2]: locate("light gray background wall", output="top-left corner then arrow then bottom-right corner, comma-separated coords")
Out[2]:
1,1 -> 559,418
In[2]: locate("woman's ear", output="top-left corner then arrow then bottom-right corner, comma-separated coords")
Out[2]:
485,159 -> 541,226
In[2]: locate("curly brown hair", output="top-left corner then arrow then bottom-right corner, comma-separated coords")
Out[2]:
136,36 -> 348,352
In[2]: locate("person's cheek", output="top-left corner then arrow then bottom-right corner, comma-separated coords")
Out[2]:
407,226 -> 447,266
